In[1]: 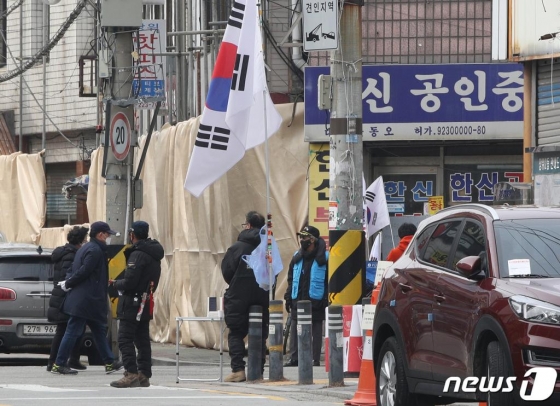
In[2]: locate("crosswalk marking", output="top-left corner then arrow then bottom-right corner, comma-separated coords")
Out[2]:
0,385 -> 94,392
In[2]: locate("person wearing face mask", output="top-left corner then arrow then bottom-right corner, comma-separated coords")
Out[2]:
283,225 -> 329,367
221,211 -> 269,382
108,221 -> 163,388
46,226 -> 90,372
51,221 -> 123,375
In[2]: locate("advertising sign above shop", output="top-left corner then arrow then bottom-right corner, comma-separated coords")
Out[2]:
304,63 -> 524,142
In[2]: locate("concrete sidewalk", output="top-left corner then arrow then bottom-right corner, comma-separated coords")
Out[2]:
150,341 -> 360,401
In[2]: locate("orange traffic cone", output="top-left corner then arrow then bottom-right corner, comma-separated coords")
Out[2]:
344,328 -> 377,406
344,285 -> 381,406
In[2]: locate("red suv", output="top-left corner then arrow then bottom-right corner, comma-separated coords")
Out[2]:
373,204 -> 560,406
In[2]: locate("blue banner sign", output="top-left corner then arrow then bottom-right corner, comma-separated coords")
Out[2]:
305,63 -> 524,141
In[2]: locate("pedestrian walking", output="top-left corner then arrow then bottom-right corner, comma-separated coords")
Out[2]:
284,225 -> 328,367
109,221 -> 164,388
222,211 -> 269,382
47,226 -> 90,372
51,221 -> 123,375
386,223 -> 417,262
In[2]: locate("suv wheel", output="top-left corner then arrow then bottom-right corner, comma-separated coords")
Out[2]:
376,336 -> 415,406
486,341 -> 513,406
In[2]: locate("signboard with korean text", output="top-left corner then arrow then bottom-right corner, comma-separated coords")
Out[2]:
308,144 -> 330,247
444,166 -> 523,205
133,20 -> 167,110
534,152 -> 560,175
383,174 -> 437,216
427,196 -> 444,215
534,150 -> 560,206
302,0 -> 338,51
304,64 -> 524,141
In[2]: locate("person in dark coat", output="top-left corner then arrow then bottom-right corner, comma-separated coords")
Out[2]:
51,221 -> 123,375
284,225 -> 328,367
221,211 -> 269,382
47,226 -> 89,372
109,221 -> 164,388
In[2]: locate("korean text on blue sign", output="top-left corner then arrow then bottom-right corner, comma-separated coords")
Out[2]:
304,63 -> 524,141
132,20 -> 167,107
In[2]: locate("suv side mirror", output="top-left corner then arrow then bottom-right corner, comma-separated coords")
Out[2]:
456,256 -> 485,280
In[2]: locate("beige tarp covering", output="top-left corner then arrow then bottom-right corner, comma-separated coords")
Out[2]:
0,103 -> 308,349
0,151 -> 46,243
87,103 -> 308,347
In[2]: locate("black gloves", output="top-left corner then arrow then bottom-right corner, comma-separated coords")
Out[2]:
285,300 -> 292,313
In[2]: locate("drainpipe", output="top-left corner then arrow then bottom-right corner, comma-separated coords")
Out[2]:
290,0 -> 306,70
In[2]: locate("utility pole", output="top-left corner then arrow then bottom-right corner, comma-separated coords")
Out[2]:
328,1 -> 365,306
99,0 -> 143,355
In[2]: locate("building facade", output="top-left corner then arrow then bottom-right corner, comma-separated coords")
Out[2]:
0,0 -> 525,226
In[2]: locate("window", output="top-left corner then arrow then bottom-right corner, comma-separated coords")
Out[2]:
0,258 -> 51,281
420,220 -> 461,268
415,224 -> 436,257
495,219 -> 560,278
452,220 -> 486,269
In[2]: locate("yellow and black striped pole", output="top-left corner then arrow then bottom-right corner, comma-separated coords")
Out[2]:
328,230 -> 365,305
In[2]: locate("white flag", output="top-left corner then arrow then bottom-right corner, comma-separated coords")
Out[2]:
184,0 -> 282,197
365,176 -> 390,238
369,233 -> 381,261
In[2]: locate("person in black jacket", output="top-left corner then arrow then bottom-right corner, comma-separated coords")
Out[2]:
284,225 -> 328,367
222,211 -> 269,382
109,221 -> 164,388
51,221 -> 123,375
47,226 -> 89,372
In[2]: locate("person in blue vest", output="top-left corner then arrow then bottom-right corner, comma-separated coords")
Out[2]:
283,225 -> 328,367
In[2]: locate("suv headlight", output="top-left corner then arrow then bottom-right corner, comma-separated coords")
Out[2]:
509,295 -> 560,325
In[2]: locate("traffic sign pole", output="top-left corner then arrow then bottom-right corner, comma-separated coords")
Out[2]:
102,24 -> 138,357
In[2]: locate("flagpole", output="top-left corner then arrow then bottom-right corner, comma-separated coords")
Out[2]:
263,87 -> 274,302
389,223 -> 396,249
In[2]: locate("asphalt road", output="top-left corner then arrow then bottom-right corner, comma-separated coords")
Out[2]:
0,351 -> 474,406
0,364 -> 346,406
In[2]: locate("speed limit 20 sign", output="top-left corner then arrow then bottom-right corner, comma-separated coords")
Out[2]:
110,112 -> 131,161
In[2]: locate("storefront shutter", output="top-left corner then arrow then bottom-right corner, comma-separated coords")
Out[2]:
537,58 -> 560,146
46,163 -> 77,224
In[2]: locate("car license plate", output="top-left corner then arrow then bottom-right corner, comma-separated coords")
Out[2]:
23,324 -> 56,335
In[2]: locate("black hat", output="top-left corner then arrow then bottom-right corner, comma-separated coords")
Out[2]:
129,221 -> 149,239
90,221 -> 118,236
297,225 -> 320,239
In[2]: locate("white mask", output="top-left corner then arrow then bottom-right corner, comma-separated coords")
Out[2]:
106,237 -> 112,245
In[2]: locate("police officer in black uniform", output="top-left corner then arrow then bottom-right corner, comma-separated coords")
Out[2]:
109,221 -> 164,388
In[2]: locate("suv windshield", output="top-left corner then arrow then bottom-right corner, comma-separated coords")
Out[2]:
494,219 -> 560,278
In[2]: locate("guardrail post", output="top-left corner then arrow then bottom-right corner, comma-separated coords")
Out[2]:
247,305 -> 263,381
268,300 -> 284,381
297,300 -> 313,384
328,305 -> 344,386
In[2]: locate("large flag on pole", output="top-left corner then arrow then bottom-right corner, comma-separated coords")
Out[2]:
365,176 -> 391,238
184,0 -> 282,197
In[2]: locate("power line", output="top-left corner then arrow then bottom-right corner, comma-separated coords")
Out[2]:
0,0 -> 89,83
